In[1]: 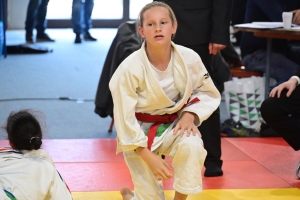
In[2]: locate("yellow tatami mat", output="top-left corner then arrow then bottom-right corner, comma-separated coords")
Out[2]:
72,188 -> 300,200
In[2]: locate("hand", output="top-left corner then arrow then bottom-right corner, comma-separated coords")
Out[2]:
292,10 -> 300,25
173,112 -> 201,137
209,43 -> 226,55
136,147 -> 173,181
269,78 -> 298,98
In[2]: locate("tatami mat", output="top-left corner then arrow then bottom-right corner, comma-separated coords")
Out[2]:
71,189 -> 300,200
0,137 -> 299,199
227,138 -> 300,189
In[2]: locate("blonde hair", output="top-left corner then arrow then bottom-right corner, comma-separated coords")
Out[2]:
136,2 -> 177,28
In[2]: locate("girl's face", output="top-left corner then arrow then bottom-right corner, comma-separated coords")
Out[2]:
138,6 -> 177,47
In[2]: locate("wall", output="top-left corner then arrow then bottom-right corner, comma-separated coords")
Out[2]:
7,0 -> 28,29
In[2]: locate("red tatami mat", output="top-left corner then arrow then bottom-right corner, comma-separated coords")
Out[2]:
42,139 -> 124,163
1,137 -> 299,192
226,138 -> 300,189
55,162 -> 133,191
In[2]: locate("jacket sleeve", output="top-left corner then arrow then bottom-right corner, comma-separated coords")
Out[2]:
49,169 -> 73,200
294,67 -> 300,78
210,0 -> 232,45
109,64 -> 148,152
179,53 -> 221,126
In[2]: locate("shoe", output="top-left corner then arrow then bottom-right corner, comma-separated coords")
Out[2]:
204,166 -> 223,177
26,33 -> 34,44
74,33 -> 82,44
36,33 -> 55,42
221,118 -> 258,137
204,160 -> 223,177
84,32 -> 97,41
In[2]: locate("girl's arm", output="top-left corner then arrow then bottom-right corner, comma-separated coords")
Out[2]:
135,147 -> 173,180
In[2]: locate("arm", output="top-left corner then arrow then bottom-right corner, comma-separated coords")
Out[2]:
109,60 -> 173,180
173,112 -> 200,137
292,9 -> 300,24
270,67 -> 300,98
269,77 -> 298,98
49,170 -> 73,200
109,67 -> 148,152
178,54 -> 221,126
209,0 -> 232,54
135,147 -> 173,181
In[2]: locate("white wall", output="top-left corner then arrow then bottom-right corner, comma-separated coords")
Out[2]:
7,0 -> 29,29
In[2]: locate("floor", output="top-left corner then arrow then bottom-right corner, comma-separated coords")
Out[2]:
0,137 -> 299,199
1,29 -> 299,199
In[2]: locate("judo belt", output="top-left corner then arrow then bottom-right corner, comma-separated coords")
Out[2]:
135,97 -> 200,150
4,190 -> 17,200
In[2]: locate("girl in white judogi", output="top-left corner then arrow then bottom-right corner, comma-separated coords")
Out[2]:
109,2 -> 221,200
0,109 -> 73,200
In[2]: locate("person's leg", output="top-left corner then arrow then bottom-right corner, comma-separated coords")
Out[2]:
83,0 -> 97,41
157,131 -> 207,196
35,0 -> 49,35
83,0 -> 94,32
25,0 -> 41,42
72,0 -> 84,43
212,52 -> 231,93
185,44 -> 223,177
261,88 -> 300,151
35,0 -> 54,41
123,150 -> 165,200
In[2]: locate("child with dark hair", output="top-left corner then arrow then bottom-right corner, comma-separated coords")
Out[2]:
0,109 -> 73,200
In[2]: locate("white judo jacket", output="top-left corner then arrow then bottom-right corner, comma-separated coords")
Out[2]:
109,42 -> 221,153
0,148 -> 73,200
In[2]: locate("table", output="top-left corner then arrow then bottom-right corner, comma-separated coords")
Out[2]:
234,27 -> 300,98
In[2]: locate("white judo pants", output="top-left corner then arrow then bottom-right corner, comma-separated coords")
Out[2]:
123,131 -> 207,200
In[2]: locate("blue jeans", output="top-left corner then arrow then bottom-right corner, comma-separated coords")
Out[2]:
72,0 -> 94,34
25,0 -> 49,35
243,48 -> 300,87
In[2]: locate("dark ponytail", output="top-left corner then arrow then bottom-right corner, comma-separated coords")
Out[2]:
3,109 -> 44,150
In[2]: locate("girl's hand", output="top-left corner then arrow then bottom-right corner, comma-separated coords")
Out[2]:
136,147 -> 173,181
173,112 -> 201,137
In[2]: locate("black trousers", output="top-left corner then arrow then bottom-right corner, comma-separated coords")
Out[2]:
261,87 -> 300,151
184,43 -> 223,168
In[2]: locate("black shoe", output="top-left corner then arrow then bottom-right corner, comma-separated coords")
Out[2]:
26,33 -> 34,44
36,33 -> 55,42
84,32 -> 97,41
204,166 -> 223,177
74,33 -> 82,44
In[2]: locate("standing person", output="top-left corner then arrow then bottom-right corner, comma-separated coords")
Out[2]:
25,0 -> 55,43
0,109 -> 73,200
260,69 -> 300,178
109,2 -> 221,199
154,0 -> 232,177
72,0 -> 97,44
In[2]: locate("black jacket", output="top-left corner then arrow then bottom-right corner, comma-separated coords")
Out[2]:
156,0 -> 232,46
94,21 -> 141,118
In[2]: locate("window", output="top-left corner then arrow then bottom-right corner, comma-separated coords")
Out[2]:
47,0 -> 151,28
